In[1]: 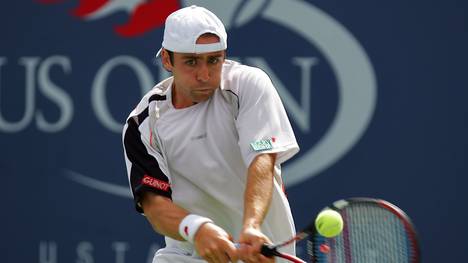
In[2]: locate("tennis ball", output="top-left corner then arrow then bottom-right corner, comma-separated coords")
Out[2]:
315,209 -> 344,238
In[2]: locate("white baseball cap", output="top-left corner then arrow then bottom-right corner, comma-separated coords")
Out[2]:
156,5 -> 227,57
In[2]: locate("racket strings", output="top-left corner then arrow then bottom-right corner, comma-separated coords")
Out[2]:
351,204 -> 407,262
311,203 -> 416,263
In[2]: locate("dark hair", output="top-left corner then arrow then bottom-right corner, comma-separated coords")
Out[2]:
166,50 -> 174,65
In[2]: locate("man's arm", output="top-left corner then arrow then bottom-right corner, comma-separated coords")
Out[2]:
238,153 -> 277,263
242,153 -> 277,230
140,192 -> 188,240
141,192 -> 239,263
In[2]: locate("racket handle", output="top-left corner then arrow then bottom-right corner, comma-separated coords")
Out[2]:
260,244 -> 280,257
235,243 -> 279,257
261,244 -> 306,263
235,243 -> 305,263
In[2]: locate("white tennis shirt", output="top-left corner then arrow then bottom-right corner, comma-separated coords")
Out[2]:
123,60 -> 300,262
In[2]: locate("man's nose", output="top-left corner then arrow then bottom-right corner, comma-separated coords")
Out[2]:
197,63 -> 210,82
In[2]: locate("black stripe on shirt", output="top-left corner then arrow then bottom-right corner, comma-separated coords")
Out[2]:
124,116 -> 171,213
225,89 -> 239,111
149,94 -> 166,102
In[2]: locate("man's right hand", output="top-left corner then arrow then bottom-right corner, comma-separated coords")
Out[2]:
194,223 -> 239,263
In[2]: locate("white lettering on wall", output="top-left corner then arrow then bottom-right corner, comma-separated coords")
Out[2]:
112,241 -> 130,263
37,56 -> 73,132
76,241 -> 94,263
39,241 -> 57,263
0,57 -> 38,132
91,56 -> 154,133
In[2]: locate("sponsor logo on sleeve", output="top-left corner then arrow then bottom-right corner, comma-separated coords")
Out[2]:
250,138 -> 274,151
142,175 -> 170,192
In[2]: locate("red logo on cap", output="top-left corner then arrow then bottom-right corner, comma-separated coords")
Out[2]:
36,0 -> 180,37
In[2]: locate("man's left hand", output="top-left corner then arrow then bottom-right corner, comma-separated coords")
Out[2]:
237,226 -> 275,263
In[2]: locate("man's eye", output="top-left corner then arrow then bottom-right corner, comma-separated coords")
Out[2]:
185,59 -> 196,66
208,57 -> 219,64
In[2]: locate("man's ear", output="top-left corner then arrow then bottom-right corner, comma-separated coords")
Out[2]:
161,49 -> 173,72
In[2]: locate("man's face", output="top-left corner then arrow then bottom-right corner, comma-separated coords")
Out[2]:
162,34 -> 225,106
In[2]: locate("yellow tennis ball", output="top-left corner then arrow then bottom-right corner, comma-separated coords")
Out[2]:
315,209 -> 344,238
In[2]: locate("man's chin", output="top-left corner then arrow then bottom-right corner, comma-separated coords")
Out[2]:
192,90 -> 215,102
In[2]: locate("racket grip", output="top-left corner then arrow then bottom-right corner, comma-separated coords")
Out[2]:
234,243 -> 278,257
260,244 -> 280,257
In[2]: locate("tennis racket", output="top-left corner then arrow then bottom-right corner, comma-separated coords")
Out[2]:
260,197 -> 421,263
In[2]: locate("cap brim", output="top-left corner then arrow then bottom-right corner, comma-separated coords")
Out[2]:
155,47 -> 163,58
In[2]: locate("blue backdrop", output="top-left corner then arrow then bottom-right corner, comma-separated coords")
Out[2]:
1,0 -> 467,262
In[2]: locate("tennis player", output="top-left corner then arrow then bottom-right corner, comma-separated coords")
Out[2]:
122,5 -> 299,263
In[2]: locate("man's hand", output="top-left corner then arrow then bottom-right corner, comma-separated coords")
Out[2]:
194,222 -> 239,263
238,226 -> 275,263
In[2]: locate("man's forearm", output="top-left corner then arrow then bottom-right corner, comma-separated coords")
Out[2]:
142,192 -> 239,262
242,153 -> 277,229
141,192 -> 189,241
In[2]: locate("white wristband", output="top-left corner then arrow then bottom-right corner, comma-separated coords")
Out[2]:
178,214 -> 213,243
